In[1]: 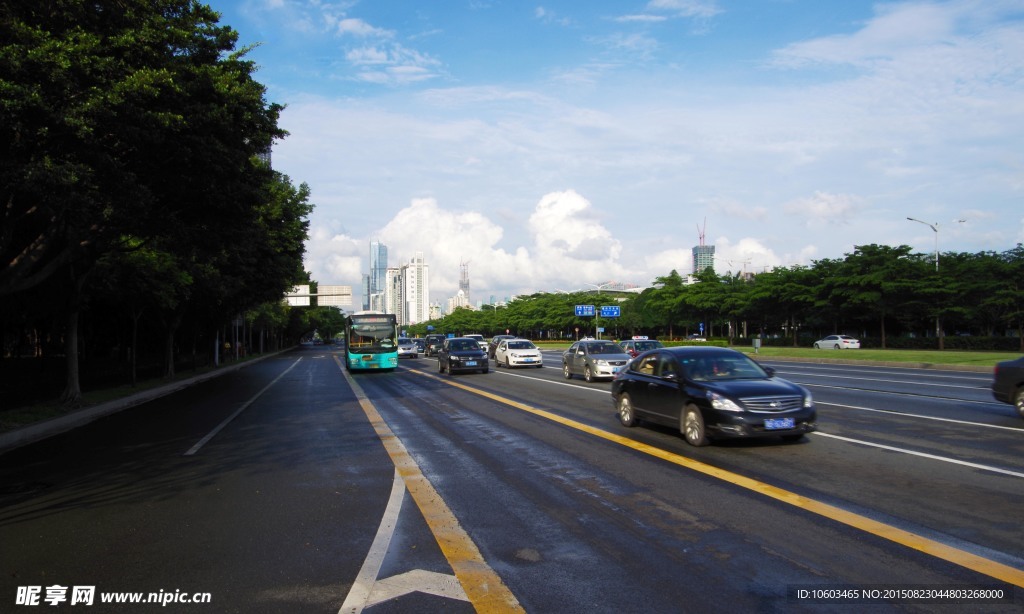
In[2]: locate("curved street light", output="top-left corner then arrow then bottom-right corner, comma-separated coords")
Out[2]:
906,217 -> 966,349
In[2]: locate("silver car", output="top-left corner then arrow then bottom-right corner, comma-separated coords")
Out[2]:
562,340 -> 631,382
396,337 -> 419,358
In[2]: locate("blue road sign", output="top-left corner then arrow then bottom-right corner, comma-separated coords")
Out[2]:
575,305 -> 595,317
600,306 -> 621,318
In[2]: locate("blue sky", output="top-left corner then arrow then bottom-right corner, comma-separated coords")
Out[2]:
204,0 -> 1024,306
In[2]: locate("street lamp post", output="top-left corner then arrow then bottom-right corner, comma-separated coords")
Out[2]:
907,217 -> 965,350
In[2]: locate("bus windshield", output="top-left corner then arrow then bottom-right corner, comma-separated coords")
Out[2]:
347,316 -> 397,353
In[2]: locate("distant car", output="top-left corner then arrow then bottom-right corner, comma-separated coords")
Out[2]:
412,338 -> 426,353
487,334 -> 516,358
438,337 -> 489,374
464,334 -> 487,351
686,334 -> 707,342
618,337 -> 665,357
494,339 -> 544,368
562,340 -> 632,382
992,356 -> 1024,419
396,337 -> 418,359
424,334 -> 447,357
611,346 -> 817,446
813,335 -> 860,349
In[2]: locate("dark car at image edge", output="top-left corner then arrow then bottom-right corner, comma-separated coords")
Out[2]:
992,356 -> 1024,418
611,346 -> 816,446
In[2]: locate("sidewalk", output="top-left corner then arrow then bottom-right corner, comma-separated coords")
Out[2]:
0,350 -> 286,456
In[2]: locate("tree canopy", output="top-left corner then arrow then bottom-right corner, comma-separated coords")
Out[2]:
1,1 -> 312,405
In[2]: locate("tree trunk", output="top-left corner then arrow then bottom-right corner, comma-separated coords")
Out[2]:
59,306 -> 81,407
162,314 -> 181,378
130,309 -> 141,387
880,312 -> 887,349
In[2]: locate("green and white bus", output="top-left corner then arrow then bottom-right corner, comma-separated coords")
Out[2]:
344,311 -> 399,371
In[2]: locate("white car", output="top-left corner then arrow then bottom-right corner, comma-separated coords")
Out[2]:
813,334 -> 860,349
464,334 -> 487,351
494,339 -> 544,368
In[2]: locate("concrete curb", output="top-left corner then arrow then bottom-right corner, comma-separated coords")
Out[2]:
0,349 -> 289,456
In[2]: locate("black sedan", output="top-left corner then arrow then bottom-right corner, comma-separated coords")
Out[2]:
992,356 -> 1024,418
611,346 -> 816,446
438,337 -> 489,375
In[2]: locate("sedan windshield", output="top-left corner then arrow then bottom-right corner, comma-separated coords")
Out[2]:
683,354 -> 767,381
508,341 -> 535,350
589,343 -> 623,354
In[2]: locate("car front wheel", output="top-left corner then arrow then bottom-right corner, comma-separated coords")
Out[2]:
438,359 -> 445,373
813,343 -> 820,349
584,366 -> 594,382
682,405 -> 709,447
617,394 -> 637,427
563,363 -> 572,379
1015,386 -> 1024,419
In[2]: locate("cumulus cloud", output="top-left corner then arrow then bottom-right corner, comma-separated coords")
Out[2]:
783,192 -> 860,226
302,191 -> 652,304
303,224 -> 364,287
712,237 -> 784,274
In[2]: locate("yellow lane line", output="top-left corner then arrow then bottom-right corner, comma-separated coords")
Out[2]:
336,358 -> 524,613
415,370 -> 1024,588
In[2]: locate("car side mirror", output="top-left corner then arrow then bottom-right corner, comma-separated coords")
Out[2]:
764,367 -> 775,377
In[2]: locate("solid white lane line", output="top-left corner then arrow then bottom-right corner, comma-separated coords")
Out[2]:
819,401 -> 1024,431
183,357 -> 301,456
812,432 -> 1024,478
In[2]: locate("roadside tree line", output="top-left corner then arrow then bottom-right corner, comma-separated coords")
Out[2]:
408,243 -> 1024,352
1,1 -> 314,408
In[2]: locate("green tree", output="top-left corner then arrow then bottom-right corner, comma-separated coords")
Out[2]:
1,1 -> 290,403
828,244 -> 918,348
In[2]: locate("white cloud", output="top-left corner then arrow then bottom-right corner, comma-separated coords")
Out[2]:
337,17 -> 393,38
783,192 -> 860,227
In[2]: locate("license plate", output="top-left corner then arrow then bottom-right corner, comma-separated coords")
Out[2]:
465,360 -> 477,366
522,358 -> 535,362
764,418 -> 795,430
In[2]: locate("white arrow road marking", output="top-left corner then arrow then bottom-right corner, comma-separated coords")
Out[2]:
339,470 -> 467,613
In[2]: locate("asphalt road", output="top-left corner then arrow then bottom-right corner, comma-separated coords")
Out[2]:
1,344 -> 1021,612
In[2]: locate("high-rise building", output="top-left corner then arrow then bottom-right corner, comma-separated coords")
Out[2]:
693,220 -> 715,274
693,244 -> 715,274
402,253 -> 430,325
385,267 -> 402,321
365,241 -> 388,310
459,260 -> 471,306
378,253 -> 430,327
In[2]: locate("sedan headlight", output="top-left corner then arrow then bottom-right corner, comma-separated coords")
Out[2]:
595,360 -> 609,366
706,391 -> 743,412
803,390 -> 814,408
